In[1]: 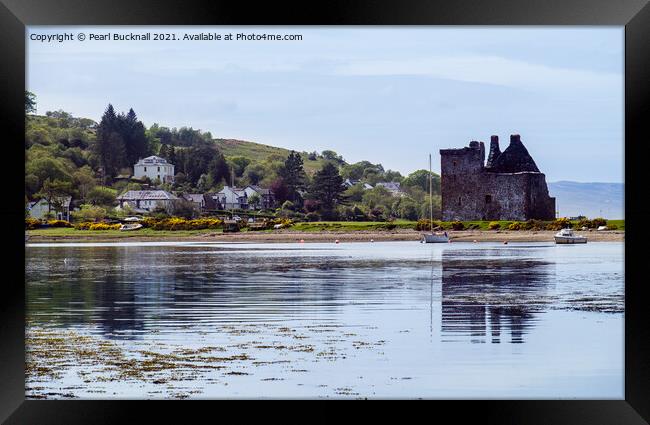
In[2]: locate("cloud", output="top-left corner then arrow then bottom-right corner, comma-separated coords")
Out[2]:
334,55 -> 621,93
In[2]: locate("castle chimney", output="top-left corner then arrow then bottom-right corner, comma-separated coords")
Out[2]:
510,134 -> 521,145
485,135 -> 501,168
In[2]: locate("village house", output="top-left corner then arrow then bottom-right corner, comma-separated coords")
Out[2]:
116,190 -> 178,212
28,196 -> 72,221
180,193 -> 218,211
133,156 -> 175,183
375,181 -> 404,196
213,186 -> 248,210
213,185 -> 276,210
343,179 -> 373,190
244,185 -> 275,209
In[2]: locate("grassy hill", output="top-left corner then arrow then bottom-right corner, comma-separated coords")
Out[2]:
214,138 -> 330,175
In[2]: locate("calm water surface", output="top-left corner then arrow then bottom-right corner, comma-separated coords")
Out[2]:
25,241 -> 624,398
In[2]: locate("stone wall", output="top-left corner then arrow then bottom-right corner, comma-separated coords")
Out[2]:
440,136 -> 555,221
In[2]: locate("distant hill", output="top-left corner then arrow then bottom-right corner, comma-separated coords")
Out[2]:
214,138 -> 329,175
547,181 -> 624,219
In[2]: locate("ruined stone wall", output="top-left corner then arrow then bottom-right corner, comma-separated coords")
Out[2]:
440,136 -> 556,221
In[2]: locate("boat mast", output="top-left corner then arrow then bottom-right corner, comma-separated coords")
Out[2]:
429,153 -> 433,232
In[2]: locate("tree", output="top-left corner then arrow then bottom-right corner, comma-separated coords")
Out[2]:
270,178 -> 289,205
35,179 -> 72,216
73,166 -> 97,202
402,169 -> 440,195
121,108 -> 150,166
321,150 -> 344,163
171,199 -> 198,219
229,156 -> 251,177
25,91 -> 36,114
87,186 -> 117,207
279,151 -> 306,204
308,162 -> 346,216
94,104 -> 126,182
248,193 -> 261,209
71,204 -> 107,222
244,163 -> 265,185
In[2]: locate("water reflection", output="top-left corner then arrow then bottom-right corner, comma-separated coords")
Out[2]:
440,247 -> 553,343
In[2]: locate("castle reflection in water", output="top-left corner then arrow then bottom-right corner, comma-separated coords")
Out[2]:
440,248 -> 554,344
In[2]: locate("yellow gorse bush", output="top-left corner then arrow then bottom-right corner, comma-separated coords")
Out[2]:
25,218 -> 41,229
141,217 -> 223,231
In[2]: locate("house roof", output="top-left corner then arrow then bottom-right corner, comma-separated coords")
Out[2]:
117,190 -> 178,201
248,185 -> 273,195
135,155 -> 172,166
376,182 -> 401,191
182,193 -> 206,203
29,196 -> 72,208
216,186 -> 247,197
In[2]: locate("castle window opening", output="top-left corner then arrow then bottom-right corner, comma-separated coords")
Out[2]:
485,195 -> 492,203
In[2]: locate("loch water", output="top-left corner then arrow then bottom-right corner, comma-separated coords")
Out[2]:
25,241 -> 624,398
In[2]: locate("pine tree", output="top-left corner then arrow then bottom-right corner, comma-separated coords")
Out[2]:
280,151 -> 306,203
309,162 -> 346,216
95,104 -> 126,183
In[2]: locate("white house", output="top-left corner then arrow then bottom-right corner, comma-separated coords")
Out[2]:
213,186 -> 248,210
28,196 -> 72,221
133,156 -> 175,183
244,185 -> 275,209
116,190 -> 178,212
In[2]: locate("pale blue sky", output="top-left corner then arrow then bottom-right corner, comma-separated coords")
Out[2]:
27,26 -> 624,182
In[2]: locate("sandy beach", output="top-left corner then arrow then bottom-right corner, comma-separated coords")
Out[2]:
27,229 -> 625,244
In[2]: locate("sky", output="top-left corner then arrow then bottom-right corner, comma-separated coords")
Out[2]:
27,26 -> 624,182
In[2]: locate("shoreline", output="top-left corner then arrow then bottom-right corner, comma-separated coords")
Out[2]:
26,229 -> 625,244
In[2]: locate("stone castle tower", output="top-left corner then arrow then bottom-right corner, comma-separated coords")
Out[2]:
439,135 -> 555,221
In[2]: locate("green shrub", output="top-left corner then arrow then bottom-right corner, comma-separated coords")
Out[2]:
414,219 -> 441,231
451,221 -> 465,231
591,217 -> 607,228
488,221 -> 500,230
606,224 -> 618,230
305,212 -> 320,222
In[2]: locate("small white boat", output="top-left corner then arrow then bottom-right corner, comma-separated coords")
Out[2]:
124,216 -> 143,222
597,225 -> 608,231
421,232 -> 449,243
119,223 -> 143,231
554,228 -> 587,244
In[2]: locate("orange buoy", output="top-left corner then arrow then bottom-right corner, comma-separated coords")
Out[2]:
300,239 -> 305,243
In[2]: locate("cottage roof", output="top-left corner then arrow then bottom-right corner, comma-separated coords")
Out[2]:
376,182 -> 401,192
217,186 -> 247,197
117,190 -> 178,201
135,156 -> 171,166
248,185 -> 273,195
182,193 -> 205,203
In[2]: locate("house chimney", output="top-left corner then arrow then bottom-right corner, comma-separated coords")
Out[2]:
486,135 -> 501,168
510,134 -> 521,145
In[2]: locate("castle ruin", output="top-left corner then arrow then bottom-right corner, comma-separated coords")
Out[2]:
440,135 -> 555,221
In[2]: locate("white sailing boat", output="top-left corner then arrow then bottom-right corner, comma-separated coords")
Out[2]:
421,153 -> 449,243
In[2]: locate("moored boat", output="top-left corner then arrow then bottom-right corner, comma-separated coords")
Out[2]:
119,223 -> 143,231
422,153 -> 449,243
554,228 -> 587,244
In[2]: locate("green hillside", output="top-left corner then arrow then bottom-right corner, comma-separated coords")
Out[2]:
214,138 -> 327,175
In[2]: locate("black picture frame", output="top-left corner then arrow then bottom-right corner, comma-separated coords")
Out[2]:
1,0 -> 648,422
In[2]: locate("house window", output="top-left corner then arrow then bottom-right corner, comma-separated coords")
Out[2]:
485,195 -> 492,203
458,197 -> 461,206
158,166 -> 160,172
144,166 -> 147,172
453,161 -> 457,167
